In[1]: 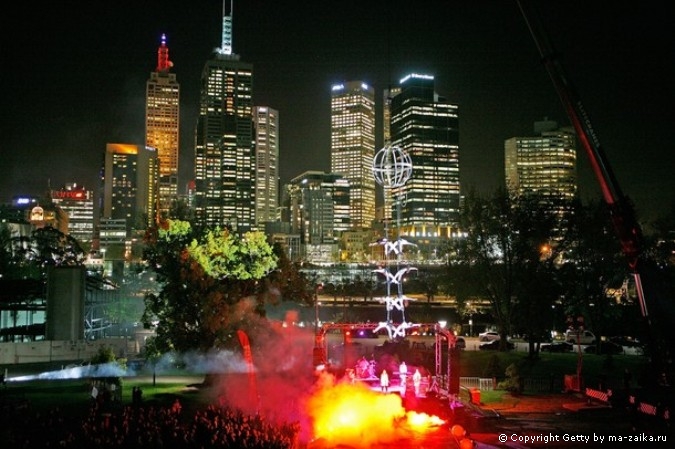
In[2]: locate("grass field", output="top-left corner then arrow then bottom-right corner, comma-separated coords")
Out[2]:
1,349 -> 650,412
458,349 -> 648,382
455,349 -> 650,404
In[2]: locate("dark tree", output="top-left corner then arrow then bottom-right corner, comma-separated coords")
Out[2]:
558,199 -> 637,352
265,243 -> 315,307
449,188 -> 568,353
0,224 -> 13,276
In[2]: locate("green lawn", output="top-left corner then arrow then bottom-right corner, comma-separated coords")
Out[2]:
2,377 -> 196,410
459,349 -> 647,379
1,350 -> 650,414
456,348 -> 650,399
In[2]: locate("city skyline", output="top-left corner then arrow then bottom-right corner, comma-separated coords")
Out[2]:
2,1 -> 674,225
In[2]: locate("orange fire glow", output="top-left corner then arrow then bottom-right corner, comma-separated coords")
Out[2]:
305,373 -> 445,448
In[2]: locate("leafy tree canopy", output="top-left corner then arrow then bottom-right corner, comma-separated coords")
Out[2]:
158,219 -> 192,242
142,220 -> 280,354
188,229 -> 277,280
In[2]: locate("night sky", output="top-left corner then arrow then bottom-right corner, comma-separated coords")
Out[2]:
2,1 -> 674,225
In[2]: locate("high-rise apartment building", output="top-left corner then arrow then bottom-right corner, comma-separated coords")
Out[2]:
390,73 -> 460,233
194,1 -> 254,232
50,183 -> 95,243
505,119 -> 577,212
331,81 -> 376,230
253,106 -> 279,226
146,33 -> 180,219
102,143 -> 159,237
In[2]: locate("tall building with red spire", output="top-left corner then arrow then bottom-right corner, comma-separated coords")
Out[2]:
146,33 -> 180,220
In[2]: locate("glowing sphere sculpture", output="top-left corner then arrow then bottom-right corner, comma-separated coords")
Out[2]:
372,144 -> 413,188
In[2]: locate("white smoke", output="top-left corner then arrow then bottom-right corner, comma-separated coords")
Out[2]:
8,362 -> 127,382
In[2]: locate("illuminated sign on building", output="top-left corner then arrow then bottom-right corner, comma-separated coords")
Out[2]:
12,196 -> 38,206
51,190 -> 88,200
399,73 -> 434,84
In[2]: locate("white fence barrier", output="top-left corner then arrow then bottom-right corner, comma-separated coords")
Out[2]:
460,377 -> 494,390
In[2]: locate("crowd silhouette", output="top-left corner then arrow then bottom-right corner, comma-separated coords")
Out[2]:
4,389 -> 301,448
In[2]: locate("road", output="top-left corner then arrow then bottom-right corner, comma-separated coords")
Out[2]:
326,333 -> 643,356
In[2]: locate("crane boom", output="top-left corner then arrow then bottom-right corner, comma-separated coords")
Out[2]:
516,0 -> 643,271
517,0 -> 673,385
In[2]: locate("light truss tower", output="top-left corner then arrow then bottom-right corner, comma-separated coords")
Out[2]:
371,145 -> 417,340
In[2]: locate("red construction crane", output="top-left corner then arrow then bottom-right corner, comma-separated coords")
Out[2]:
517,0 -> 675,387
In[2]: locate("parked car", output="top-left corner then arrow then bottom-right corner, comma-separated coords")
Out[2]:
478,331 -> 500,342
540,341 -> 574,353
609,336 -> 642,348
479,340 -> 514,351
584,341 -> 623,355
430,335 -> 465,350
565,329 -> 596,345
454,337 -> 466,350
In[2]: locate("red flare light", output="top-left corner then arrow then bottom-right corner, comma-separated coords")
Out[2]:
306,373 -> 445,448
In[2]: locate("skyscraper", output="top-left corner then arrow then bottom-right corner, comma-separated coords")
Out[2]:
390,73 -> 460,233
382,86 -> 401,146
379,86 -> 402,224
145,33 -> 180,220
102,143 -> 159,236
287,171 -> 350,263
331,81 -> 376,230
50,183 -> 95,243
194,0 -> 254,232
253,106 -> 279,226
505,119 -> 577,214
